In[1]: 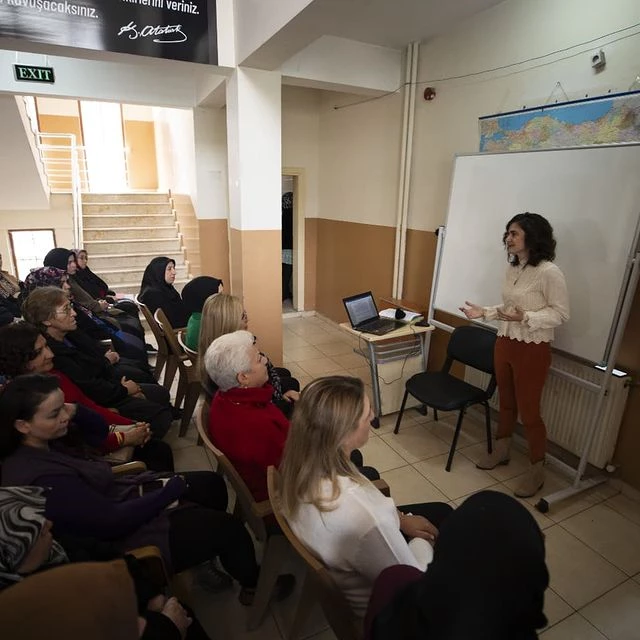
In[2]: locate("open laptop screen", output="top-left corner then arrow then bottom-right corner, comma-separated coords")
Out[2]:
343,292 -> 379,327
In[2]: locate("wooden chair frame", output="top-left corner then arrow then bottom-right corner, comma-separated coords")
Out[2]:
267,466 -> 363,640
135,296 -> 177,388
196,403 -> 294,631
155,308 -> 201,437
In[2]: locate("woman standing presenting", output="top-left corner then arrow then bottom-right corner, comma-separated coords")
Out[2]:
460,213 -> 569,498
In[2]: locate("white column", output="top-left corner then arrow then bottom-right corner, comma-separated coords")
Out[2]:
226,67 -> 283,363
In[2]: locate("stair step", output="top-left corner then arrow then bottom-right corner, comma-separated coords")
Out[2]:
83,203 -> 173,214
82,193 -> 169,204
83,214 -> 176,228
88,251 -> 187,269
84,226 -> 178,241
83,238 -> 182,255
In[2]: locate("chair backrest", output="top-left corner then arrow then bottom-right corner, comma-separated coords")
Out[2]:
137,300 -> 168,356
266,466 -> 363,640
155,308 -> 189,363
446,325 -> 497,375
196,402 -> 270,543
177,329 -> 198,360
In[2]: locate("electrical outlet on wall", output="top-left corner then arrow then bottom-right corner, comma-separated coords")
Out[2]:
591,49 -> 606,70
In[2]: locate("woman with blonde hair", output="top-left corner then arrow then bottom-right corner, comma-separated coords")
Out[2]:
279,375 -> 453,618
198,293 -> 299,416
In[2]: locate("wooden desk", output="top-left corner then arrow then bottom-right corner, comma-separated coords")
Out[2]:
339,322 -> 434,417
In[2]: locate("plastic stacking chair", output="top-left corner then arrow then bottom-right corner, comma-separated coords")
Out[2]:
135,296 -> 177,389
155,308 -> 201,437
267,466 -> 363,640
177,330 -> 198,359
195,405 -> 292,631
394,325 -> 497,472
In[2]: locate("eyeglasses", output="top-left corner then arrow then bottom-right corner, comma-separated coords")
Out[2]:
242,311 -> 248,321
54,305 -> 73,316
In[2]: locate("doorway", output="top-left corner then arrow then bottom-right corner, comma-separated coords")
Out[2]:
282,169 -> 305,313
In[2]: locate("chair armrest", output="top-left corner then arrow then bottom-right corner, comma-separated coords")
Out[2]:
127,545 -> 168,591
112,461 -> 147,475
252,499 -> 274,519
372,479 -> 391,497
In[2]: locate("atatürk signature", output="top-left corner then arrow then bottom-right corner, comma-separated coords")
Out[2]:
117,22 -> 187,43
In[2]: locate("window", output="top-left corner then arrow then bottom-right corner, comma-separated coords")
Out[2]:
9,229 -> 56,281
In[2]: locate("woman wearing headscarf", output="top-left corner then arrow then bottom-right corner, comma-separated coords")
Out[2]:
139,257 -> 189,329
0,252 -> 23,327
74,248 -> 142,319
44,248 -> 145,342
365,490 -> 549,640
181,276 -> 223,351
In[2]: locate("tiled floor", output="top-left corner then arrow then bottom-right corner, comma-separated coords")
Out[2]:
168,314 -> 640,640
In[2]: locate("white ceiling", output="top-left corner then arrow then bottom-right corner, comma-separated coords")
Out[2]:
314,0 -> 508,49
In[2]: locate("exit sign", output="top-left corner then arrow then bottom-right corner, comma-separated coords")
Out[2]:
14,64 -> 55,84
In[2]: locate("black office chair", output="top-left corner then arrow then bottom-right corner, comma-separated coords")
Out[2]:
394,325 -> 497,472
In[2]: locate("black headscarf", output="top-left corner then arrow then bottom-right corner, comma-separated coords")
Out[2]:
371,490 -> 549,640
181,276 -> 223,315
43,248 -> 74,272
74,251 -> 112,300
139,256 -> 174,294
138,257 -> 188,328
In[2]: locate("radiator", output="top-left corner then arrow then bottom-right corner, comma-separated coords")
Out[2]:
465,355 -> 630,469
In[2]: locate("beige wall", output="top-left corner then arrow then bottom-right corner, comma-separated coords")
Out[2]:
229,228 -> 283,366
304,217 -> 318,310
315,219 -> 395,322
0,194 -> 74,274
318,90 -> 402,226
282,86 -> 321,220
198,218 -> 230,286
123,120 -> 158,191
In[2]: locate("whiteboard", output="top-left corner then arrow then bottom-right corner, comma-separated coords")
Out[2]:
433,146 -> 640,363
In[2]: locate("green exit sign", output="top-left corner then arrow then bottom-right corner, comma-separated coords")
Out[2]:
14,64 -> 55,84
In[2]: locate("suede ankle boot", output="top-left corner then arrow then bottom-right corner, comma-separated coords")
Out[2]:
514,461 -> 545,498
476,437 -> 511,470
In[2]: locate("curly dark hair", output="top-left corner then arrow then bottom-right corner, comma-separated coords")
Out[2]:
503,212 -> 556,266
0,322 -> 42,378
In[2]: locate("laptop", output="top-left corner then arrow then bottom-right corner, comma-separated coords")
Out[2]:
343,291 -> 405,336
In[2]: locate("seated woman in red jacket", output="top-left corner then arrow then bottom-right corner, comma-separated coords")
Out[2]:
205,330 -> 379,503
0,322 -> 173,472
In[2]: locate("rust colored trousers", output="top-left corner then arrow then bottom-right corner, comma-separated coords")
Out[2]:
494,336 -> 551,463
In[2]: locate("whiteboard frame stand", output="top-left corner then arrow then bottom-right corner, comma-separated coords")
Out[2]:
428,226 -> 640,514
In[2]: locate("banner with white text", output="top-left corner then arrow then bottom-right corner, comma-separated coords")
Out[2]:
0,0 -> 217,65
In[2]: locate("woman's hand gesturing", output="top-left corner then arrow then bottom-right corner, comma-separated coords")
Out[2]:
459,301 -> 483,320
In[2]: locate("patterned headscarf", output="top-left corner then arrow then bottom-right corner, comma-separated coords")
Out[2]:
0,486 -> 68,589
23,267 -> 67,294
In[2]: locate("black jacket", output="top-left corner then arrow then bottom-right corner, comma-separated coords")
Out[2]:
46,330 -> 128,406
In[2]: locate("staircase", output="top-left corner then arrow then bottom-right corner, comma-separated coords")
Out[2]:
82,192 -> 196,295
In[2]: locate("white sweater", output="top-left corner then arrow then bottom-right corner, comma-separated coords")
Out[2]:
483,260 -> 569,343
287,475 -> 432,618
